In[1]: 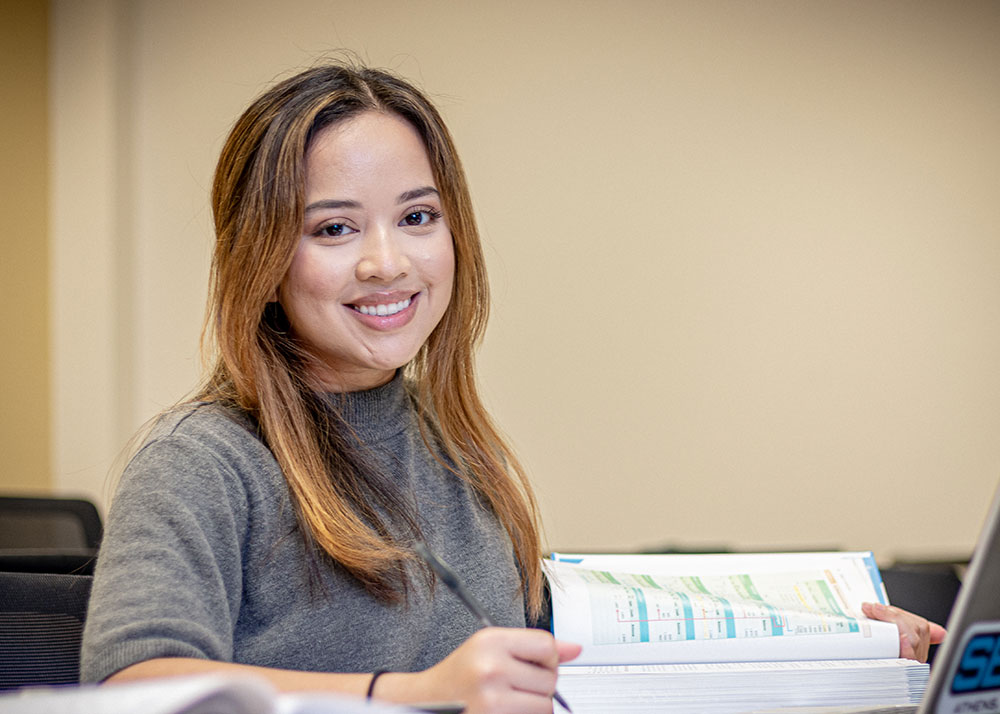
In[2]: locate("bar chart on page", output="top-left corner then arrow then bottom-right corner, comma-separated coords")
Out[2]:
577,568 -> 866,646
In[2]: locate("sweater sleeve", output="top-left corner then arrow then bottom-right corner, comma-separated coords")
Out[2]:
80,424 -> 252,682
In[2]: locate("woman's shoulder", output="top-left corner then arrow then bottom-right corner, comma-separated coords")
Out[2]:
149,399 -> 259,441
112,400 -> 289,523
132,400 -> 275,477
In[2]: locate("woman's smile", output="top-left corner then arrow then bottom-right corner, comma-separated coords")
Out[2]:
347,292 -> 420,327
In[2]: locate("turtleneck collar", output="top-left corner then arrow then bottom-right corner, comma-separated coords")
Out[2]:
321,370 -> 411,444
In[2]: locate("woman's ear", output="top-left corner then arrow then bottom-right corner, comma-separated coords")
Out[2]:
263,300 -> 291,334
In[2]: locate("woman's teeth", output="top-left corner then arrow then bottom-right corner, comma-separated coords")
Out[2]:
354,298 -> 411,317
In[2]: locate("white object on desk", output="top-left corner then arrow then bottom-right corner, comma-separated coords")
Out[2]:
0,673 -> 418,714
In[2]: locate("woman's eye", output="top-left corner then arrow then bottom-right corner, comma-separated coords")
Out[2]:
316,222 -> 356,238
399,209 -> 442,227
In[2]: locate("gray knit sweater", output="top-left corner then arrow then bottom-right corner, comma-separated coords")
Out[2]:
80,374 -> 526,682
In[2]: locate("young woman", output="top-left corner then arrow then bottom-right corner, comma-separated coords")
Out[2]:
81,64 -> 579,713
80,63 -> 942,712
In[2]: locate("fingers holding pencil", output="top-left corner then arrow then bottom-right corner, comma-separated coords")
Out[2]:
418,627 -> 580,714
411,541 -> 580,711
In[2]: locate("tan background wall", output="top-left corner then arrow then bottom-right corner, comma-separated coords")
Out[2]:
42,0 -> 1000,559
1,0 -> 50,493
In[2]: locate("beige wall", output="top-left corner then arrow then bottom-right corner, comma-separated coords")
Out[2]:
1,0 -> 50,493
49,0 -> 1000,558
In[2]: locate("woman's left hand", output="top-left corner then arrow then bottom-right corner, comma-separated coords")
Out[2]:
861,601 -> 947,663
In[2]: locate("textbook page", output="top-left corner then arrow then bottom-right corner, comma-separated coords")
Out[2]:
545,552 -> 901,666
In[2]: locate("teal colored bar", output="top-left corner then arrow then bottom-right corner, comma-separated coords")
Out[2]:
764,603 -> 784,636
677,591 -> 695,640
721,597 -> 736,638
633,588 -> 650,642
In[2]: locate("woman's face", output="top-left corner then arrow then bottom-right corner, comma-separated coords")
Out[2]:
278,111 -> 455,392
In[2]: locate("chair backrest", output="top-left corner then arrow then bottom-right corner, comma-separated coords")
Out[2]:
0,571 -> 93,691
880,560 -> 964,664
0,496 -> 102,550
881,561 -> 964,626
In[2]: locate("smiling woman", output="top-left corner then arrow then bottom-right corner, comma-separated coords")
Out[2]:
78,63 -> 581,713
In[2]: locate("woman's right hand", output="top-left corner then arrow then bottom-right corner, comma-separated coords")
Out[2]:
379,627 -> 581,713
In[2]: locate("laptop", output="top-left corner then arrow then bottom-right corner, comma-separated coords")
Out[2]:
754,481 -> 1000,714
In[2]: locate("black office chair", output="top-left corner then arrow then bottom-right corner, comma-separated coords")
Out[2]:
0,571 -> 93,690
0,496 -> 102,575
0,496 -> 102,549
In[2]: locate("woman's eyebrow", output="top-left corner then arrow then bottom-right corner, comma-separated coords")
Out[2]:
304,188 -> 438,214
397,186 -> 439,204
305,198 -> 361,213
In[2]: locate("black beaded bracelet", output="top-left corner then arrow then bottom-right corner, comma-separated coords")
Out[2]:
367,669 -> 389,700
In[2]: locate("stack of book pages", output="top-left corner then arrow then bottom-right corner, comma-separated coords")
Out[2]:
558,659 -> 927,713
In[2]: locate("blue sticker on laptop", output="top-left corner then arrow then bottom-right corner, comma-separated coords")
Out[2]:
938,621 -> 1000,714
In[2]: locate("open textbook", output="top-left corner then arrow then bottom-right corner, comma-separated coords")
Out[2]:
545,551 -> 929,713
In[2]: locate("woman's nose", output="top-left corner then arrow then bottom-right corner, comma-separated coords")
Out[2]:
355,225 -> 411,282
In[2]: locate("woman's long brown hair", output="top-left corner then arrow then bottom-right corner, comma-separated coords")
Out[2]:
200,63 -> 544,619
